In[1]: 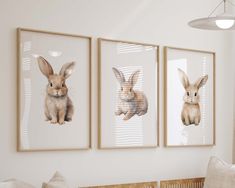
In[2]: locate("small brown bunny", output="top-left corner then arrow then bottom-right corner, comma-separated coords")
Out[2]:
112,67 -> 148,121
178,68 -> 208,126
37,56 -> 75,125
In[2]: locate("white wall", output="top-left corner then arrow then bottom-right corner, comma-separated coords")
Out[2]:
0,0 -> 234,187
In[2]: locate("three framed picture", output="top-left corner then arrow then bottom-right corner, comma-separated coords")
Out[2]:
17,28 -> 215,151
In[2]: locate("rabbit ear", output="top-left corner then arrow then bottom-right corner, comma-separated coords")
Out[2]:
178,68 -> 189,89
194,75 -> 208,89
37,56 -> 54,78
59,62 -> 75,79
112,67 -> 125,84
128,70 -> 140,86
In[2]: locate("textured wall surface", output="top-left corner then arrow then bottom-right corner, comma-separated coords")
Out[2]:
0,0 -> 234,187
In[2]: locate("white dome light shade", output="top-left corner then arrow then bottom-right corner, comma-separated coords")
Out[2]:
215,19 -> 235,29
189,15 -> 235,30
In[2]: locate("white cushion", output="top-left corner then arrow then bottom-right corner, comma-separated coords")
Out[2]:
204,156 -> 235,188
0,179 -> 35,188
42,172 -> 69,188
0,182 -> 12,188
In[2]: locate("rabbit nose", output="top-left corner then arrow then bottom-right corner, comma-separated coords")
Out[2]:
55,89 -> 60,94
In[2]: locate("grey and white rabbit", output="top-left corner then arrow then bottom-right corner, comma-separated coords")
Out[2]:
178,68 -> 208,126
37,56 -> 75,125
112,67 -> 148,121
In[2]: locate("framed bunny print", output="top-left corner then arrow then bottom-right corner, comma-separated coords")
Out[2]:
98,38 -> 159,149
164,46 -> 215,147
17,28 -> 91,151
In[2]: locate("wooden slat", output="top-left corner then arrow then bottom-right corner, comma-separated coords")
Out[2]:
160,178 -> 205,188
87,181 -> 157,188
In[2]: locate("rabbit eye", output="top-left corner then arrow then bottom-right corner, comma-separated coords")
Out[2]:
187,92 -> 190,96
50,83 -> 53,87
121,87 -> 123,91
62,83 -> 65,87
129,88 -> 132,92
195,93 -> 197,96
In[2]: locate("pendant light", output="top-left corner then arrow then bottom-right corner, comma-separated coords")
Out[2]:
189,0 -> 235,30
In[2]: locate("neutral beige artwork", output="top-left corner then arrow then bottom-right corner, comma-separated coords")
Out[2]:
112,67 -> 148,121
178,68 -> 208,126
37,56 -> 75,125
17,28 -> 91,151
164,46 -> 215,147
98,38 -> 159,149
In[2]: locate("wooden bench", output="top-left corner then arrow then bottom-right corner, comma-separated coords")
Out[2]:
86,177 -> 205,188
160,177 -> 205,188
87,181 -> 157,188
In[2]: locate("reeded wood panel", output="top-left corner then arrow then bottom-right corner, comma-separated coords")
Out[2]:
160,177 -> 205,188
88,181 -> 157,188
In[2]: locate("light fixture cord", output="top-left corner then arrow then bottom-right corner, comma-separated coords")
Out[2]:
208,0 -> 225,17
224,0 -> 226,13
227,0 -> 235,7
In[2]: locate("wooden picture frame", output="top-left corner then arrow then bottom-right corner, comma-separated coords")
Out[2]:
17,28 -> 92,151
164,46 -> 216,147
98,38 -> 159,149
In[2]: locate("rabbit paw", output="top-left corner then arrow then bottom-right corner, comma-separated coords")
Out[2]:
184,118 -> 190,126
137,111 -> 146,116
182,121 -> 190,126
115,110 -> 122,116
65,117 -> 72,122
194,122 -> 200,126
194,118 -> 200,126
123,116 -> 131,121
123,113 -> 134,121
50,119 -> 57,124
59,120 -> 65,125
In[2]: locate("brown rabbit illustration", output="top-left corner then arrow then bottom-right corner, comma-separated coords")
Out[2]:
37,56 -> 75,125
112,67 -> 148,121
178,68 -> 208,126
